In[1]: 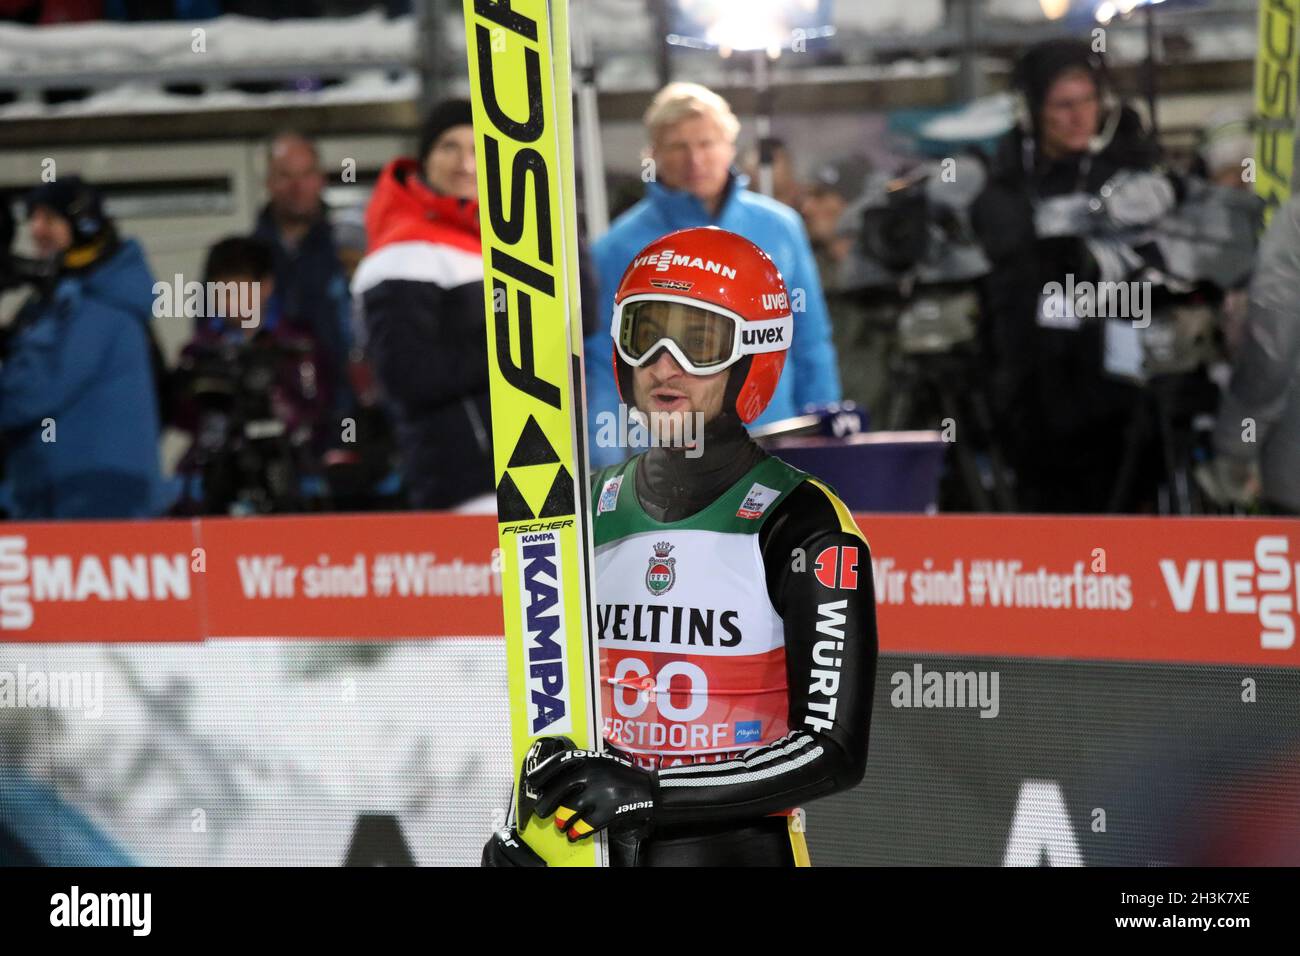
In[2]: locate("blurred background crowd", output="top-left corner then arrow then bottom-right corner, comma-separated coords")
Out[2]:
0,0 -> 1293,520
0,0 -> 414,23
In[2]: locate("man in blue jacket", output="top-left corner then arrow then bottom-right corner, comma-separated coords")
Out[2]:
0,177 -> 162,519
253,131 -> 355,423
586,82 -> 841,468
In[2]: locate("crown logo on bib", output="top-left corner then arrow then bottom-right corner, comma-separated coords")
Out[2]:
645,542 -> 677,596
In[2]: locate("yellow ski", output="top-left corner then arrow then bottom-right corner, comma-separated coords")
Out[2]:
1254,0 -> 1300,220
463,0 -> 604,866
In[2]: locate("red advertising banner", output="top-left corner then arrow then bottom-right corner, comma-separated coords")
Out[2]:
199,513 -> 503,639
0,521 -> 202,642
0,512 -> 1297,667
863,514 -> 1300,667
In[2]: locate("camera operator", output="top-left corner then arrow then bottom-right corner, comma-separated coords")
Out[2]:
171,236 -> 325,515
971,39 -> 1169,513
0,177 -> 162,520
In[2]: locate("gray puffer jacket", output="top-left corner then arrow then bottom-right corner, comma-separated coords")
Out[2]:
1214,196 -> 1300,512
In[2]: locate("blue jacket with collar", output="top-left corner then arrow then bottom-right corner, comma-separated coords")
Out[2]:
0,238 -> 162,519
585,173 -> 841,468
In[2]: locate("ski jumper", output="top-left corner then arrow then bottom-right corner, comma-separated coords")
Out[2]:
590,433 -> 878,866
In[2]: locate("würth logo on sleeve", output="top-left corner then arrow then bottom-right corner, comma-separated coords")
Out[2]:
814,546 -> 859,590
645,541 -> 676,596
805,599 -> 847,733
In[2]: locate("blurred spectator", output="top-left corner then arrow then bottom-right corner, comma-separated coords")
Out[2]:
9,0 -> 406,20
1195,108 -> 1255,356
585,81 -> 841,468
0,0 -> 101,22
330,203 -> 380,405
802,156 -> 868,286
254,131 -> 354,426
103,0 -> 220,19
33,0 -> 104,22
1209,195 -> 1300,515
971,39 -> 1165,513
218,0 -> 322,16
324,202 -> 402,507
801,156 -> 890,421
331,205 -> 368,283
351,98 -> 494,511
170,236 -> 327,514
742,137 -> 803,210
1196,108 -> 1254,192
0,0 -> 41,23
0,176 -> 161,519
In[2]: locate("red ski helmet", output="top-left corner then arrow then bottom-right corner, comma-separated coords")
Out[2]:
610,226 -> 792,424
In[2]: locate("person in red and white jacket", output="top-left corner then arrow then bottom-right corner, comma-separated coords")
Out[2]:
350,99 -> 495,511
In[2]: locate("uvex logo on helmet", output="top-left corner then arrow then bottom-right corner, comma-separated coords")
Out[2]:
741,325 -> 785,347
612,227 -> 793,425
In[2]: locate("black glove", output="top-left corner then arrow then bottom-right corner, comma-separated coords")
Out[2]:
481,827 -> 547,867
524,746 -> 657,843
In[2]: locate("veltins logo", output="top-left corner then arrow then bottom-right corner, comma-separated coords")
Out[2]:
517,531 -> 570,734
645,541 -> 677,596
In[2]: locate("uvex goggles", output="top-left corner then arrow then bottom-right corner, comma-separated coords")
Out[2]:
612,294 -> 793,375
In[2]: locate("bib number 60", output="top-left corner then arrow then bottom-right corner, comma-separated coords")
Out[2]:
612,658 -> 708,722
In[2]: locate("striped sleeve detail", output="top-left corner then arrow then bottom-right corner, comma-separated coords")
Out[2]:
657,733 -> 822,788
350,240 -> 484,296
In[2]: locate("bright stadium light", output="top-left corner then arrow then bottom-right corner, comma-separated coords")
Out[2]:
664,0 -> 836,197
674,0 -> 828,58
1094,0 -> 1167,23
1091,0 -> 1172,134
1039,0 -> 1070,20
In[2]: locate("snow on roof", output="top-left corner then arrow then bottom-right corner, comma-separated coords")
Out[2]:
0,11 -> 415,78
0,1 -> 1258,123
0,71 -> 420,121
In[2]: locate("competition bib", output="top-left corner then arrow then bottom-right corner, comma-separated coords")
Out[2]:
591,456 -> 808,767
